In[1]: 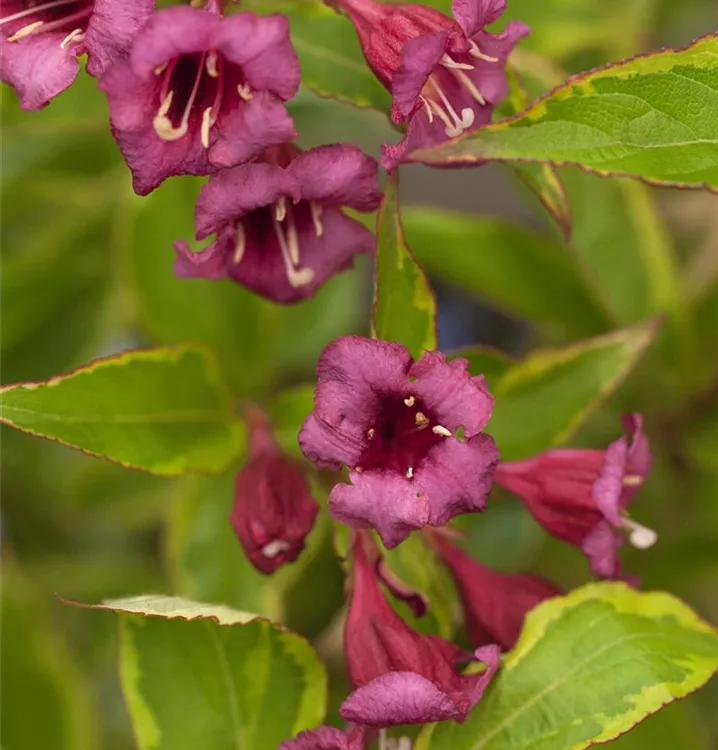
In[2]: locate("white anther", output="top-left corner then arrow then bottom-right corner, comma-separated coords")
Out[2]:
469,40 -> 499,62
275,196 -> 287,223
310,201 -> 324,237
154,61 -> 168,75
59,27 -> 84,49
233,222 -> 246,264
261,539 -> 291,559
153,91 -> 189,141
355,466 -> 363,473
404,396 -> 415,407
206,50 -> 219,77
623,474 -> 643,487
367,428 -> 375,439
237,82 -> 252,101
432,425 -> 452,437
441,53 -> 475,70
623,518 -> 658,550
7,20 -> 44,41
405,467 -> 414,479
415,412 -> 429,428
200,106 -> 213,148
427,78 -> 476,137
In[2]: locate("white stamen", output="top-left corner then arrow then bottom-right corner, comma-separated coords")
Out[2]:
406,467 -> 414,479
154,61 -> 168,75
310,201 -> 324,237
367,428 -> 375,439
237,82 -> 252,101
200,106 -> 212,148
427,79 -> 475,137
7,20 -> 44,41
275,196 -> 287,223
286,219 -> 300,266
623,474 -> 643,487
450,67 -> 487,106
623,518 -> 658,550
153,52 -> 206,142
206,50 -> 219,77
233,222 -> 246,264
420,96 -> 434,123
272,209 -> 315,288
59,27 -> 84,48
469,40 -> 499,62
261,539 -> 291,559
355,466 -> 363,473
404,396 -> 415,407
1,0 -> 78,26
441,53 -> 475,70
415,412 -> 429,428
432,425 -> 452,437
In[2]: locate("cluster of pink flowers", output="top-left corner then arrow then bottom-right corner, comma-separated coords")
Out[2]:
1,0 -> 527,304
3,0 -> 658,746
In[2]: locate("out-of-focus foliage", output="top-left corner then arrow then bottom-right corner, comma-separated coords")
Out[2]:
2,0 -> 718,748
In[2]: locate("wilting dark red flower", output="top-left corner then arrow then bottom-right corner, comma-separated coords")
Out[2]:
299,336 -> 499,548
495,413 -> 655,580
340,532 -> 500,727
0,0 -> 152,110
99,2 -> 299,194
230,404 -> 318,574
174,143 -> 381,304
327,0 -> 529,168
431,532 -> 560,651
279,724 -> 370,750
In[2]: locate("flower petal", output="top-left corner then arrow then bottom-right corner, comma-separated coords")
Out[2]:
329,470 -> 430,548
410,352 -> 494,436
462,644 -> 501,706
0,33 -> 79,111
451,0 -> 506,38
624,412 -> 652,484
195,163 -> 294,239
299,337 -> 413,469
416,434 -> 499,527
209,92 -> 297,171
340,672 -> 464,727
129,6 -> 219,77
213,12 -> 300,100
582,520 -> 625,580
391,31 -> 447,120
289,145 -> 382,211
173,236 -> 229,280
592,432 -> 629,527
85,0 -> 154,77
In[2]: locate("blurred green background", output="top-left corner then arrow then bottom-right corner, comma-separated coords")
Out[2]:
2,1 -> 717,748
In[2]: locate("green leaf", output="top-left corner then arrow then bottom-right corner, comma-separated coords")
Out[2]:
372,173 -> 437,358
402,207 -> 610,335
418,582 -> 718,750
1,563 -> 96,750
383,533 -> 459,639
489,320 -> 658,459
265,383 -> 315,457
76,595 -> 327,750
447,346 -> 514,390
252,1 -> 391,112
411,34 -> 718,191
0,346 -> 245,476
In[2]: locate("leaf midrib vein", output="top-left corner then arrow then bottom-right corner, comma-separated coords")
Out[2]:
205,623 -> 245,750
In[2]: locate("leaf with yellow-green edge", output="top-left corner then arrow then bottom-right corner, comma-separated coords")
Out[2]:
67,595 -> 327,750
0,346 -> 245,476
372,172 -> 437,358
417,582 -> 718,750
488,319 -> 659,460
410,34 -> 718,192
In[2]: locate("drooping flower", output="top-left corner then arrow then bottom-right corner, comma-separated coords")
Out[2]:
174,143 -> 381,304
279,724 -> 370,750
0,0 -> 152,110
99,2 -> 299,194
299,337 -> 499,548
340,532 -> 500,727
495,414 -> 655,579
430,531 -> 560,651
326,0 -> 529,169
230,403 -> 318,574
